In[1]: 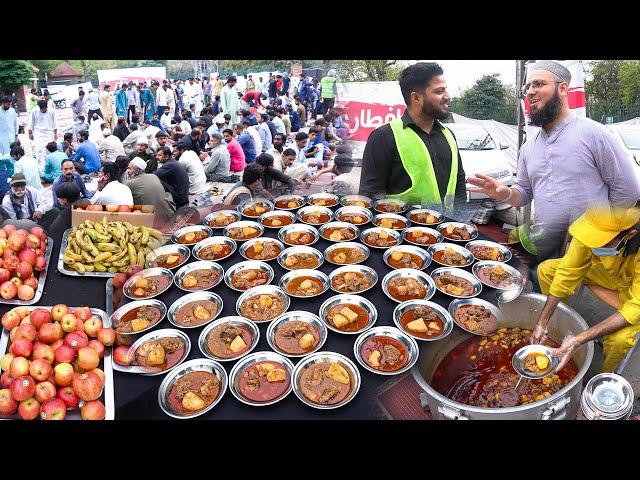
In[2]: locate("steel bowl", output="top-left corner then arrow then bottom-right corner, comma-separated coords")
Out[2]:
393,300 -> 454,342
174,260 -> 224,292
202,210 -> 241,229
327,265 -> 378,295
258,210 -> 296,229
224,260 -> 275,292
373,198 -> 408,214
334,206 -> 373,226
448,297 -> 505,336
278,269 -> 329,298
472,260 -> 523,291
512,344 -> 558,379
267,311 -> 328,358
110,299 -> 167,336
383,245 -> 432,271
113,328 -> 191,376
406,208 -> 444,226
239,238 -> 285,262
278,223 -> 320,246
430,267 -> 483,298
198,316 -> 260,362
235,285 -> 291,323
353,326 -> 419,376
292,351 -> 361,409
237,199 -> 275,218
318,222 -> 360,242
277,246 -> 324,271
228,351 -> 295,406
465,239 -> 513,263
307,193 -> 339,207
296,205 -> 334,226
145,244 -> 190,270
273,194 -> 306,210
223,221 -> 265,242
324,242 -> 371,266
167,291 -> 223,329
372,213 -> 409,231
402,226 -> 444,247
123,268 -> 173,300
158,358 -> 228,419
582,373 -> 635,419
381,268 -> 436,303
192,236 -> 237,262
319,294 -> 377,335
427,243 -> 474,268
437,221 -> 479,242
360,227 -> 401,249
171,225 -> 213,246
340,194 -> 372,208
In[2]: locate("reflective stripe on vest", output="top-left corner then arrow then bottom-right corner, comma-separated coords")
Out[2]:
388,118 -> 458,206
320,77 -> 336,99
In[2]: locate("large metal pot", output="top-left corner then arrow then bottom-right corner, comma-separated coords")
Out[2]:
411,293 -> 594,420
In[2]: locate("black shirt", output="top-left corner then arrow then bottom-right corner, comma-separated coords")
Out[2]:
154,158 -> 190,208
180,135 -> 202,155
359,111 -> 466,202
113,124 -> 130,142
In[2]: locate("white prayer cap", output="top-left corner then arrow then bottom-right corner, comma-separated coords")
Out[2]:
214,114 -> 225,124
102,128 -> 112,137
136,137 -> 149,145
130,157 -> 147,170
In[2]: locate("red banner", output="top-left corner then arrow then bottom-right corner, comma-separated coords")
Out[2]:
340,101 -> 406,142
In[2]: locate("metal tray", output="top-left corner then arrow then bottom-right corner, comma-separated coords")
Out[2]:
0,306 -> 114,420
3,236 -> 54,305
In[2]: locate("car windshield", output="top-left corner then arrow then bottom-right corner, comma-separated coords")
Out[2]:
617,129 -> 640,150
447,125 -> 496,150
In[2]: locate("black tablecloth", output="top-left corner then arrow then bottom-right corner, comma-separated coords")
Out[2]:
107,218 -> 519,420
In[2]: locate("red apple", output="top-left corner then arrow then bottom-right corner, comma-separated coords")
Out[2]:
9,357 -> 30,378
17,285 -> 35,301
97,328 -> 116,346
15,324 -> 37,342
18,397 -> 40,420
105,205 -> 119,213
87,340 -> 105,358
30,226 -> 46,241
60,313 -> 78,333
32,343 -> 55,364
5,257 -> 19,273
25,234 -> 39,249
3,224 -> 16,235
92,368 -> 105,383
54,345 -> 76,364
53,363 -> 74,387
51,304 -> 69,322
9,339 -> 33,358
9,327 -> 18,342
50,339 -> 64,351
1,371 -> 13,388
38,322 -> 63,344
29,359 -> 52,382
74,307 -> 92,322
23,276 -> 38,290
0,281 -> 17,299
0,388 -> 18,416
0,267 -> 10,283
7,232 -> 27,251
126,265 -> 142,278
72,371 -> 103,401
34,256 -> 46,272
113,345 -> 133,366
64,332 -> 88,351
18,248 -> 36,266
0,229 -> 6,239
81,400 -> 106,420
16,261 -> 32,279
84,317 -> 102,338
0,353 -> 14,372
112,272 -> 127,289
19,316 -> 31,325
57,386 -> 80,410
29,309 -> 50,330
77,347 -> 100,370
40,397 -> 66,420
117,205 -> 131,213
13,306 -> 30,319
1,310 -> 21,330
34,381 -> 57,403
10,375 -> 36,402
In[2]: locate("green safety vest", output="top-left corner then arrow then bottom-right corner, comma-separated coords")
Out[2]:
388,118 -> 458,207
320,76 -> 336,99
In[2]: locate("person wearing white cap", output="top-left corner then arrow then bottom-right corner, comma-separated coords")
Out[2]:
98,128 -> 125,163
125,157 -> 176,222
467,60 -> 640,269
206,114 -> 226,138
128,136 -> 156,173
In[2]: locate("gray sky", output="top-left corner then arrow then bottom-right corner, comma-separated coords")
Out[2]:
419,60 -> 518,96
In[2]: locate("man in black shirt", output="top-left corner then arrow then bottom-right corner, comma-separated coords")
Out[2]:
113,116 -> 130,142
359,62 -> 466,207
153,146 -> 190,208
180,129 -> 202,155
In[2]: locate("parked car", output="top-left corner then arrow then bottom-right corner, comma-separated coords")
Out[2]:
445,123 -> 514,200
606,124 -> 640,168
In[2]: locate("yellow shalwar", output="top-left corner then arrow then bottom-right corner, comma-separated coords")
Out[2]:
538,237 -> 640,372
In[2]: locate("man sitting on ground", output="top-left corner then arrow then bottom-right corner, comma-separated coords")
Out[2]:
255,152 -> 300,197
129,137 -> 156,173
1,174 -> 50,222
125,157 -> 176,224
90,162 -> 134,205
42,141 -> 66,183
73,130 -> 101,175
154,146 -> 190,209
205,133 -> 239,183
173,142 -> 208,194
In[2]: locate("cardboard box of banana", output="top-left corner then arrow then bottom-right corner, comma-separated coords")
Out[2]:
61,217 -> 165,275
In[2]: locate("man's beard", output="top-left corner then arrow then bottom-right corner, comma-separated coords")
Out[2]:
422,100 -> 449,121
529,87 -> 562,127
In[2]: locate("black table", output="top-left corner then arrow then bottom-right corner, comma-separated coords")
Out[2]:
106,216 -> 519,420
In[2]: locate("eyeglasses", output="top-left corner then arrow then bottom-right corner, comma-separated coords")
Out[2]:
521,80 -> 564,95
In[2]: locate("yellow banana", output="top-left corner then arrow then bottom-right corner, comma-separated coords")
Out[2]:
93,251 -> 113,263
72,263 -> 86,274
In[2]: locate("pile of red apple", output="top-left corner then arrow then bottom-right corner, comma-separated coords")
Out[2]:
0,305 -> 116,420
74,205 -> 154,213
0,225 -> 49,302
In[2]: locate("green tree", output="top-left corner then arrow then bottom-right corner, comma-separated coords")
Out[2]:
619,61 -> 640,105
584,60 -> 623,104
30,60 -> 63,80
0,60 -> 35,94
333,60 -> 403,81
451,73 -> 514,123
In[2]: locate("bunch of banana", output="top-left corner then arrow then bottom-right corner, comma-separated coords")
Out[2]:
62,217 -> 164,274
